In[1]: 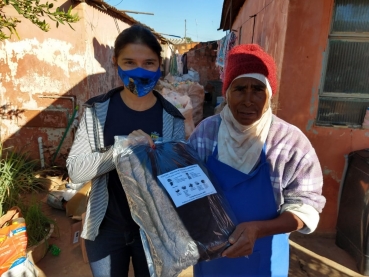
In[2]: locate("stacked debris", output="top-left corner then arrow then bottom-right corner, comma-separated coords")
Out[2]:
155,71 -> 205,138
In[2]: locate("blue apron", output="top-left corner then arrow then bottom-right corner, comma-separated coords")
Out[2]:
194,145 -> 289,277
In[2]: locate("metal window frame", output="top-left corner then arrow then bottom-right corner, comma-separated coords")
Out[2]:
317,0 -> 369,127
319,35 -> 369,99
320,0 -> 369,98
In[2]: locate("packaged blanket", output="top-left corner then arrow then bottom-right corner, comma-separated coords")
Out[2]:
113,137 -> 237,277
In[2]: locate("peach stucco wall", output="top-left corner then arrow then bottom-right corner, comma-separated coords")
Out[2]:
232,0 -> 289,108
278,0 -> 369,233
0,1 -> 127,165
0,1 -> 171,165
233,0 -> 369,233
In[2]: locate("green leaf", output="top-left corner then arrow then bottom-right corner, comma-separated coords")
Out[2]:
1,0 -> 80,41
67,22 -> 75,31
47,15 -> 56,21
12,4 -> 21,13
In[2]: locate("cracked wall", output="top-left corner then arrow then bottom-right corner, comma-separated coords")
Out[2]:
0,1 -> 129,166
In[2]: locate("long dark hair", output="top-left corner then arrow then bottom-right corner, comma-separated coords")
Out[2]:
113,24 -> 162,63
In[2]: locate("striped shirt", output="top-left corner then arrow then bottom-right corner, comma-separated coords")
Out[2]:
188,114 -> 326,214
66,88 -> 185,241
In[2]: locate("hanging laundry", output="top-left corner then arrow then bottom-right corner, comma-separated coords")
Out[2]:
182,53 -> 188,74
176,54 -> 183,76
216,32 -> 237,80
169,53 -> 178,76
216,35 -> 227,68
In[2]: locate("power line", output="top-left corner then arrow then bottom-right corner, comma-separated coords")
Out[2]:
114,0 -> 124,6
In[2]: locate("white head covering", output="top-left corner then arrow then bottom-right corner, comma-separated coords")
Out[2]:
218,73 -> 273,174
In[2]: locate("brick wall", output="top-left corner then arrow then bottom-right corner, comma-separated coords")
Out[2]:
173,42 -> 199,55
186,41 -> 221,87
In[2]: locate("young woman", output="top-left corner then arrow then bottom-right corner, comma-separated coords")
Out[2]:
66,25 -> 185,277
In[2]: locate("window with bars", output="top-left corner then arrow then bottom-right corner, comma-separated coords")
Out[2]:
316,0 -> 369,128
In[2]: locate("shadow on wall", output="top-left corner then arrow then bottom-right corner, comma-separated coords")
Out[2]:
1,36 -> 121,168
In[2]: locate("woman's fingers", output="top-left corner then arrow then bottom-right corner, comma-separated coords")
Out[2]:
222,233 -> 253,258
129,130 -> 155,147
222,222 -> 259,258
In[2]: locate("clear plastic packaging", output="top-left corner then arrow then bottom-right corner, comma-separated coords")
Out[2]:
113,136 -> 237,277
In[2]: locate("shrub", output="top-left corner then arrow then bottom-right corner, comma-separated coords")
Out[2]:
0,142 -> 46,215
0,142 -> 57,247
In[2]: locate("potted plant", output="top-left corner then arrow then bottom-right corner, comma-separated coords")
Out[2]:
0,142 -> 58,262
23,196 -> 57,263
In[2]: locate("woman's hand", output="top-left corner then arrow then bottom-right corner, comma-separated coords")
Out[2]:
221,212 -> 305,258
222,222 -> 260,258
128,129 -> 155,148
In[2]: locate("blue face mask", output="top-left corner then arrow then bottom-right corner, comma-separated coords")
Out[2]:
117,66 -> 161,97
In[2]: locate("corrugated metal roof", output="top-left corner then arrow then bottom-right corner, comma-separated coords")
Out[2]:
75,0 -> 170,44
219,0 -> 246,31
166,38 -> 188,45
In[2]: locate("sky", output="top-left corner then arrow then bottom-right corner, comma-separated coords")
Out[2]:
108,0 -> 227,42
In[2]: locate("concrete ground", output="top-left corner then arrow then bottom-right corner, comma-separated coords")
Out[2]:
31,192 -> 366,277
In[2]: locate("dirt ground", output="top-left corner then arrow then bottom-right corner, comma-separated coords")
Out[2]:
33,191 -> 365,277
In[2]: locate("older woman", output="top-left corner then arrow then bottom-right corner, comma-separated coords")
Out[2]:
188,44 -> 326,276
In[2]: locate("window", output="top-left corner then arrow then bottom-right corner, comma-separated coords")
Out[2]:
316,0 -> 369,128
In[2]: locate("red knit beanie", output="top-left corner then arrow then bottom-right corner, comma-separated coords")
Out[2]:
222,44 -> 278,96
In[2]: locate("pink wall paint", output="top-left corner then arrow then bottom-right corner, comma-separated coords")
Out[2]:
232,0 -> 369,232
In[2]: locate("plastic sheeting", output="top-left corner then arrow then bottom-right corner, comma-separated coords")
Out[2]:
155,79 -> 205,125
160,88 -> 195,139
113,137 -> 237,277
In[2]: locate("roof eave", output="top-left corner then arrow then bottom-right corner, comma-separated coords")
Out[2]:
219,0 -> 245,31
74,0 -> 170,44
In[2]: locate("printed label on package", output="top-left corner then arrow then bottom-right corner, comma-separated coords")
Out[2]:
157,164 -> 217,207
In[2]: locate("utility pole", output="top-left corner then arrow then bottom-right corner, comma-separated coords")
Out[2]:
185,19 -> 187,49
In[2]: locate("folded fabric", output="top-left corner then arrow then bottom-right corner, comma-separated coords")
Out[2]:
114,138 -> 237,277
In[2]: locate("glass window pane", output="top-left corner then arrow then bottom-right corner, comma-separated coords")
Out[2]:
316,97 -> 369,127
332,0 -> 369,32
323,40 -> 369,94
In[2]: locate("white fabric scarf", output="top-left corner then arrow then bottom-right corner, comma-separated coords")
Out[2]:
218,73 -> 273,174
